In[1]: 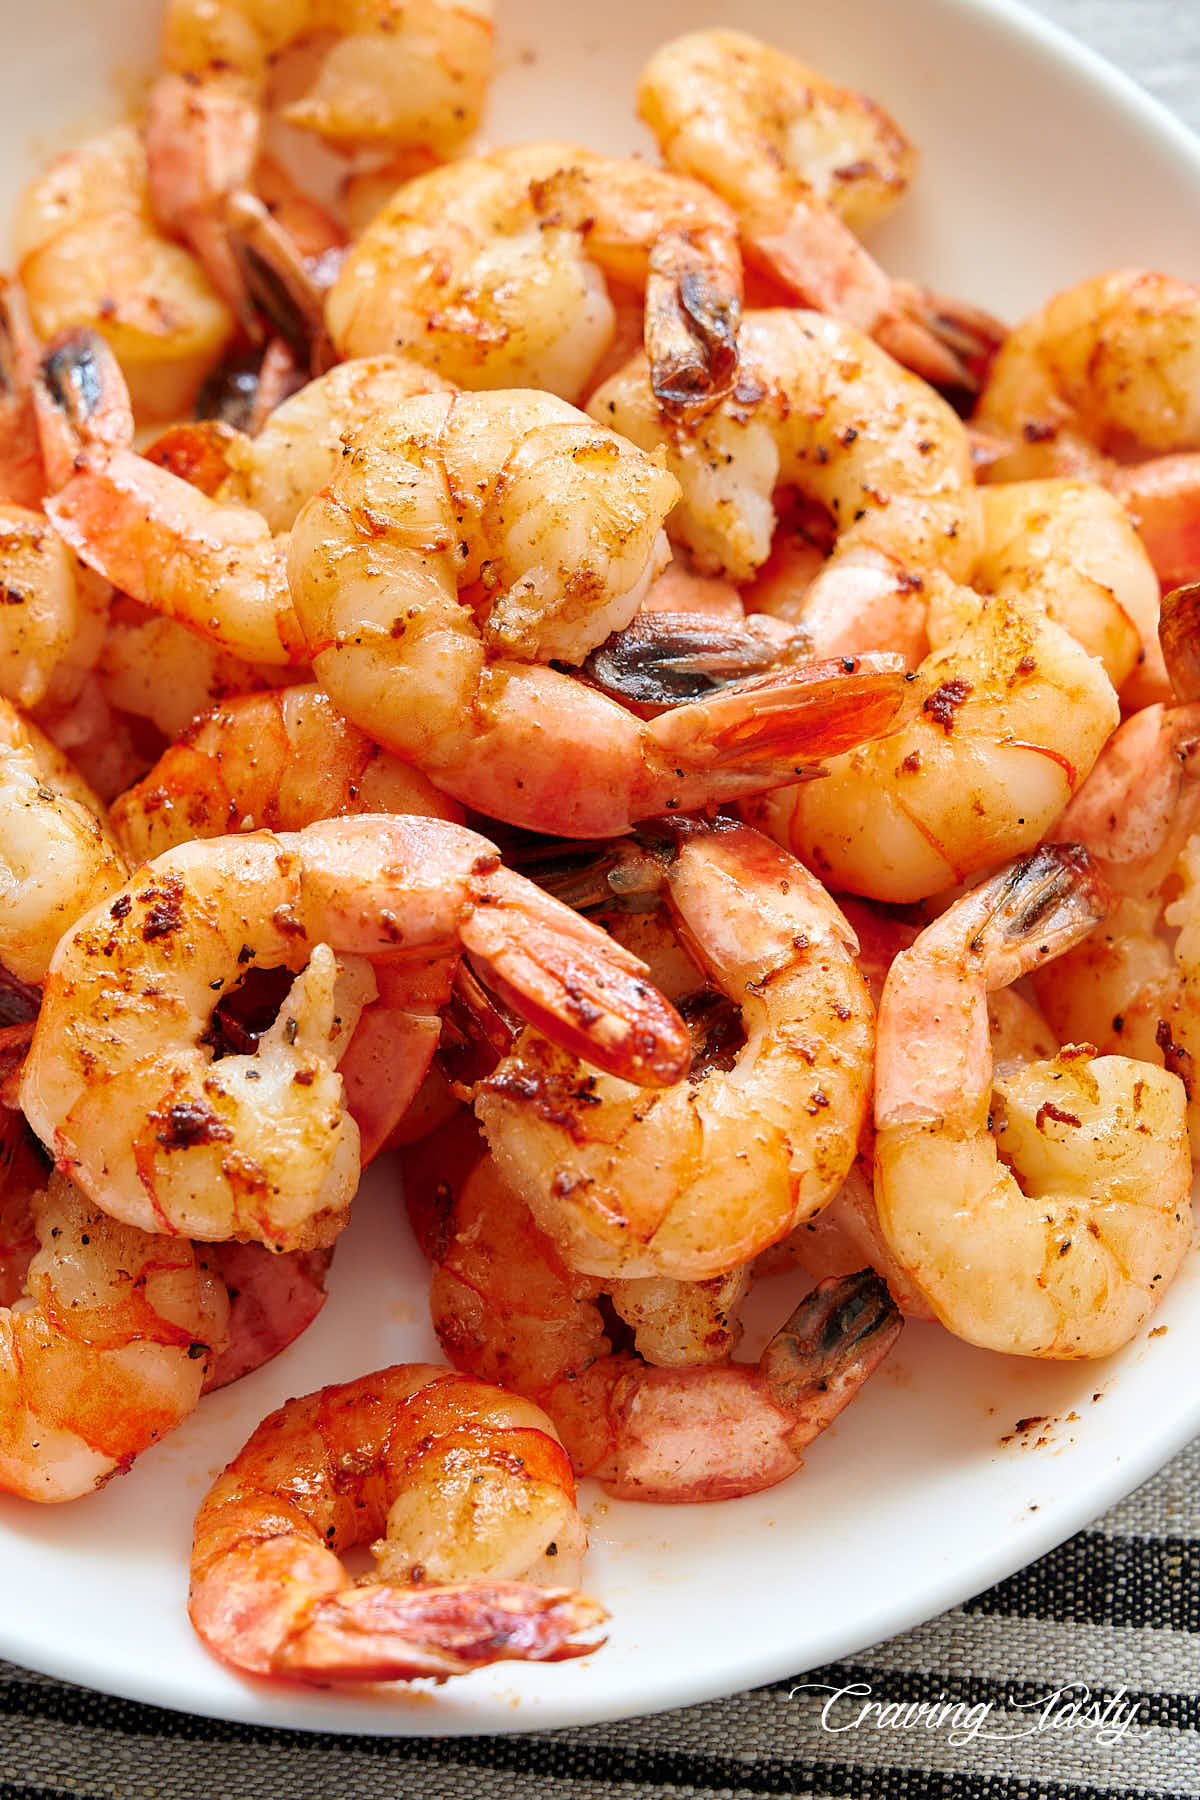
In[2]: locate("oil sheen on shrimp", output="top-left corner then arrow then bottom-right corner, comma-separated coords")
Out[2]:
287,387 -> 912,835
0,1171 -> 229,1502
325,143 -> 745,416
405,1115 -> 902,1501
110,684 -> 461,864
874,847 -> 1193,1357
0,697 -> 128,985
476,819 -> 874,1281
14,125 -> 234,421
20,816 -> 690,1251
636,29 -> 1004,394
188,1363 -> 605,1683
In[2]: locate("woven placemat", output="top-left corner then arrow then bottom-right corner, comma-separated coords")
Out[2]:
4,1 -> 1200,1795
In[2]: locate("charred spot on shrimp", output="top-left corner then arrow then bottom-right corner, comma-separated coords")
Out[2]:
155,1101 -> 234,1151
922,679 -> 973,732
139,877 -> 186,942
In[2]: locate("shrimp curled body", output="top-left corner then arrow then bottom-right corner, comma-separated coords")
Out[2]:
188,1363 -> 605,1684
874,847 -> 1193,1357
287,388 -> 913,835
477,819 -> 875,1280
19,816 -> 690,1250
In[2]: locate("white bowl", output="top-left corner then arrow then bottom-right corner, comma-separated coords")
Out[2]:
3,0 -> 1199,1739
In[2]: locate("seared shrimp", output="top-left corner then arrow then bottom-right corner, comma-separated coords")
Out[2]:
0,698 -> 128,985
326,144 -> 744,415
95,599 -> 293,747
20,816 -> 690,1250
754,580 -> 1117,903
775,896 -> 1057,1318
976,271 -> 1200,483
151,0 -> 492,289
591,310 -> 979,636
1032,588 -> 1200,1070
0,1171 -> 229,1502
211,354 -> 456,531
406,1117 -> 902,1501
14,125 -> 233,421
477,819 -> 874,1281
40,330 -> 306,667
974,480 -> 1161,698
188,1363 -> 605,1683
110,687 -> 465,1161
288,387 -> 912,835
110,684 -> 460,864
0,282 -> 47,510
637,30 -> 1004,394
43,337 -> 453,669
875,847 -> 1192,1357
0,504 -> 109,715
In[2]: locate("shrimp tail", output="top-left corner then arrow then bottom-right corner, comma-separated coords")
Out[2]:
761,1269 -> 902,1446
965,843 -> 1110,989
888,281 -> 1009,397
646,226 -> 741,418
649,653 -> 914,776
33,327 -> 133,489
584,612 -> 812,712
459,866 -> 692,1087
274,1581 -> 609,1682
224,192 -> 338,375
142,418 -> 241,494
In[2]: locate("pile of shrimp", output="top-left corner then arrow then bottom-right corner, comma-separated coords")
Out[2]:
0,0 -> 1196,1695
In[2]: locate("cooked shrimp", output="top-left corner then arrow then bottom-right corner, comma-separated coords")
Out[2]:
1110,455 -> 1200,593
753,579 -> 1118,903
0,697 -> 128,985
110,684 -> 460,864
43,336 -> 455,668
109,686 -> 465,1161
1032,662 -> 1200,1114
976,271 -> 1200,484
188,1363 -> 605,1683
288,386 -> 912,835
32,672 -> 160,806
405,1117 -> 902,1501
212,353 -> 456,532
326,143 -> 744,416
874,846 -> 1192,1357
476,819 -> 874,1281
20,815 -> 690,1250
974,480 -> 1161,697
0,1171 -> 229,1502
0,504 -> 109,715
590,310 -> 979,636
147,0 -> 489,320
39,329 -> 306,667
95,599 -> 293,747
14,124 -> 234,422
151,0 -> 490,262
0,283 -> 47,510
202,1242 -> 330,1391
1031,585 -> 1200,1057
636,30 -> 1004,394
771,896 -> 1056,1316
